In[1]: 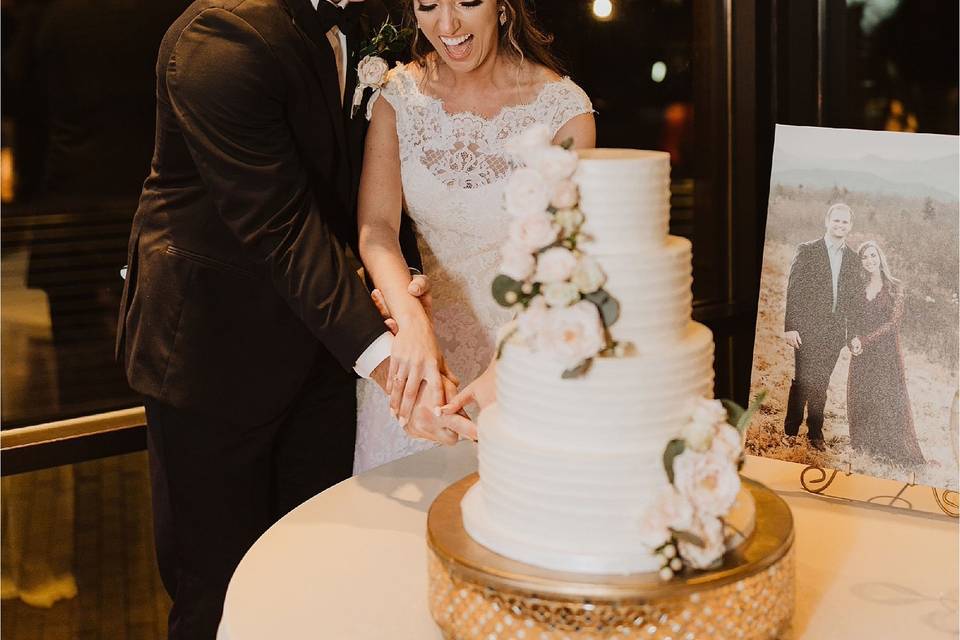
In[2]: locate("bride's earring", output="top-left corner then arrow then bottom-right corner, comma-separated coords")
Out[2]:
499,5 -> 507,26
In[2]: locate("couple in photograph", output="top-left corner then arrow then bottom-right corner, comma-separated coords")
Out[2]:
116,0 -> 594,637
782,202 -> 925,465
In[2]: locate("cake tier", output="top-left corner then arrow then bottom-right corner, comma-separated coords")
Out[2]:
600,235 -> 693,345
574,149 -> 671,251
462,323 -> 716,574
497,322 -> 714,451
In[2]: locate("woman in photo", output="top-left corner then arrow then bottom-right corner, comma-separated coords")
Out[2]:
846,240 -> 925,466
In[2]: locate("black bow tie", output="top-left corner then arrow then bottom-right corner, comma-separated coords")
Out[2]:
316,0 -> 363,33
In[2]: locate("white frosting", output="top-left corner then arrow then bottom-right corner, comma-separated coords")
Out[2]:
461,149 -> 719,574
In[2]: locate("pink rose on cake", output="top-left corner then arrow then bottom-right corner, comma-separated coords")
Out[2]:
639,488 -> 695,549
499,242 -> 535,281
539,301 -> 606,368
672,449 -> 741,518
555,207 -> 584,235
505,123 -> 553,165
534,146 -> 579,183
504,167 -> 551,217
710,423 -> 744,464
533,247 -> 577,283
542,281 -> 581,308
550,180 -> 579,210
509,211 -> 558,252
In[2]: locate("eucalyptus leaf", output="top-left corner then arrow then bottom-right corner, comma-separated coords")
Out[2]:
562,359 -> 592,379
492,274 -> 522,307
583,289 -> 620,327
670,528 -> 704,548
736,390 -> 768,433
720,399 -> 745,430
662,438 -> 685,484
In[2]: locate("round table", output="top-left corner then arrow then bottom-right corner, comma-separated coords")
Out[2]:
217,441 -> 959,640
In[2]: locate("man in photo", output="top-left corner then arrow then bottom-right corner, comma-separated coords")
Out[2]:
782,202 -> 861,448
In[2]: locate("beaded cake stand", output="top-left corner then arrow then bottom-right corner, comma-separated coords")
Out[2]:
426,474 -> 795,640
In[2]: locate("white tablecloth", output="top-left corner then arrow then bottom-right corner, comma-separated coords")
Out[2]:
217,442 -> 959,640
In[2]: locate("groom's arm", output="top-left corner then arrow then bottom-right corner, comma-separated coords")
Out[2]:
783,243 -> 809,333
166,9 -> 385,369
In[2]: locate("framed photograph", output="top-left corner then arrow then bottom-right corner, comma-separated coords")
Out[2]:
747,125 -> 959,491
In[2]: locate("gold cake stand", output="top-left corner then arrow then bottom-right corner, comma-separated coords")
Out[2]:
427,474 -> 795,640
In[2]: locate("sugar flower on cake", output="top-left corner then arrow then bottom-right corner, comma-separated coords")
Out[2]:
534,247 -> 577,283
509,211 -> 559,252
672,449 -> 741,518
492,129 -> 631,377
538,300 -> 606,369
505,167 -> 552,217
550,180 -> 580,210
499,241 -> 536,282
644,392 -> 766,580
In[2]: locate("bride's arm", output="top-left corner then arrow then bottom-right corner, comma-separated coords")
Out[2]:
554,112 -> 596,150
358,97 -> 444,423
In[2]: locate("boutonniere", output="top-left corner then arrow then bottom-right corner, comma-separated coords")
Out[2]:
351,19 -> 413,120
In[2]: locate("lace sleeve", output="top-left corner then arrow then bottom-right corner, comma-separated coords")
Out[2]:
861,284 -> 905,347
543,78 -> 594,136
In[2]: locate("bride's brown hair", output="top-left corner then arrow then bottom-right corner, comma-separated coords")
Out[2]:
404,0 -> 565,76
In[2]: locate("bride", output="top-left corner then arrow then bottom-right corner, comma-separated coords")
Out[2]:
354,0 -> 595,473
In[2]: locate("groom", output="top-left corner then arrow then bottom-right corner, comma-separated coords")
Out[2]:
116,0 -> 458,637
782,202 -> 860,448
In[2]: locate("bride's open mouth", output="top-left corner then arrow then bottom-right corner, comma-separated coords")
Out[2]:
440,34 -> 474,61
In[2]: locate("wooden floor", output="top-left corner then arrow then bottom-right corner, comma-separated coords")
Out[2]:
1,452 -> 170,640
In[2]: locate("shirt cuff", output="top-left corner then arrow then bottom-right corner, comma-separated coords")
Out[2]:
353,331 -> 392,379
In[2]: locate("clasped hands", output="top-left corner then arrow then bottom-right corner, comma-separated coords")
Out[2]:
369,275 -> 479,445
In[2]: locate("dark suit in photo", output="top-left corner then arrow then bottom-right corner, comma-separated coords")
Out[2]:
116,0 -> 418,636
783,237 -> 860,443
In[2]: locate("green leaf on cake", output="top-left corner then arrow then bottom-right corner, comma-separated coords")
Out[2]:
662,438 -> 685,484
721,390 -> 768,435
561,359 -> 592,379
584,289 -> 620,327
495,325 -> 518,361
559,137 -> 574,150
720,399 -> 744,430
492,274 -> 522,308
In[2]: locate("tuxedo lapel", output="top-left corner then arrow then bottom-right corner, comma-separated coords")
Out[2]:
283,0 -> 351,190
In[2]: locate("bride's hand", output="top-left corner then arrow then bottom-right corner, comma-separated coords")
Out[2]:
441,359 -> 497,417
388,305 -> 443,425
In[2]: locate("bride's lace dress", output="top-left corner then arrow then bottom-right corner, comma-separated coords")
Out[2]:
354,63 -> 592,474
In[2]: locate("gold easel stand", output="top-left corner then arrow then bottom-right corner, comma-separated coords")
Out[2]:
427,475 -> 795,640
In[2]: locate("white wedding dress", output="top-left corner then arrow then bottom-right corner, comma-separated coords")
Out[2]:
353,63 -> 593,474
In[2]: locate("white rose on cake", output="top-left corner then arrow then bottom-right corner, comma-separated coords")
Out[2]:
690,397 -> 728,428
517,296 -> 549,344
533,146 -> 580,183
509,211 -> 558,252
672,449 -> 740,517
639,489 -> 695,549
710,423 -> 743,463
500,242 -> 535,281
542,281 -> 581,308
550,180 -> 579,210
534,247 -> 577,283
677,515 -> 725,570
538,300 -> 606,367
505,167 -> 551,217
570,254 -> 606,293
506,123 -> 553,165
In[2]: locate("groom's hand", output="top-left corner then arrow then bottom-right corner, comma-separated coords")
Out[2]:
782,330 -> 802,349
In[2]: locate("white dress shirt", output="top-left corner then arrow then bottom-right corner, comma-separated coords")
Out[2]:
824,235 -> 845,313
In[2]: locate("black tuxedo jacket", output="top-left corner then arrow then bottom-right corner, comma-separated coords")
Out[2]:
117,0 -> 417,424
784,238 -> 860,342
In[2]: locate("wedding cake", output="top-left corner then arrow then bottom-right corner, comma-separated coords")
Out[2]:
461,146 -> 721,575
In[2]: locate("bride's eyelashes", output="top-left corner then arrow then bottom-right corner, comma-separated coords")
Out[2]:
415,0 -> 484,11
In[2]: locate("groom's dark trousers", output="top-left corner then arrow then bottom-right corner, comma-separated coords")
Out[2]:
116,0 -> 419,637
782,238 -> 859,441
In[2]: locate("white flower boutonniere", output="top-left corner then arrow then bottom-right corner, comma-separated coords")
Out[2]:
351,19 -> 412,120
351,55 -> 390,120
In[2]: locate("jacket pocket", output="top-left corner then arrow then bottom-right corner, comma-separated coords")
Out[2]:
165,245 -> 255,278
